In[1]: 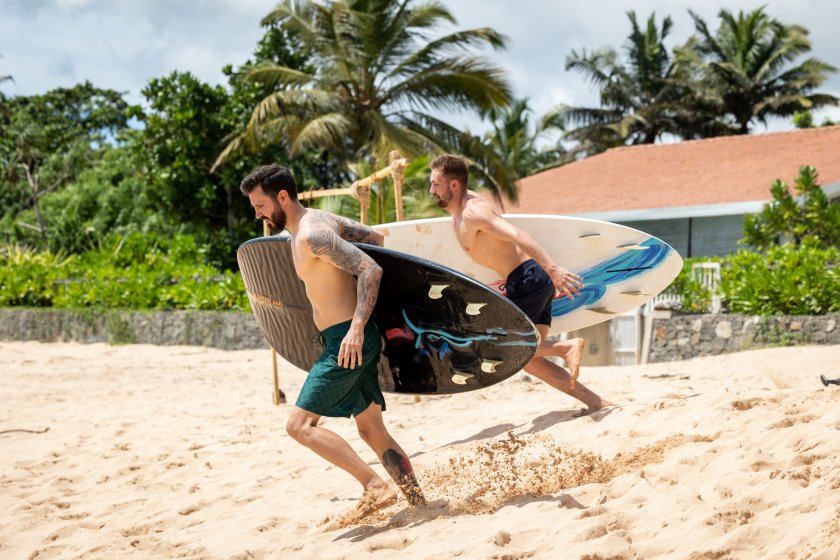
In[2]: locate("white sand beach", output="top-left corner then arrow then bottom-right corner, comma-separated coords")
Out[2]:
2,341 -> 839,559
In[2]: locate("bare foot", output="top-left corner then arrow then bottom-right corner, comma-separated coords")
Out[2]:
564,338 -> 585,387
338,482 -> 398,527
584,399 -> 617,414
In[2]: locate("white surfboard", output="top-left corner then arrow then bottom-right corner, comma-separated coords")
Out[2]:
373,215 -> 683,334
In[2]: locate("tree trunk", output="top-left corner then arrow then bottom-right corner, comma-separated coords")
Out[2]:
22,163 -> 48,247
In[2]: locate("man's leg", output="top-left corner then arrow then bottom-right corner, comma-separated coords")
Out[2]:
534,333 -> 585,383
524,356 -> 611,411
354,403 -> 426,506
524,326 -> 613,411
285,406 -> 393,502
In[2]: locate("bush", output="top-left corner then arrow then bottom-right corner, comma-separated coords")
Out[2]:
718,243 -> 840,315
665,257 -> 717,313
0,233 -> 250,311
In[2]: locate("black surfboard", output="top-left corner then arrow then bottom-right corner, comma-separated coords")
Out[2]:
237,235 -> 538,395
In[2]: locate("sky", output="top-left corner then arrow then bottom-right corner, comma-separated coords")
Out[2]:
2,0 -> 840,135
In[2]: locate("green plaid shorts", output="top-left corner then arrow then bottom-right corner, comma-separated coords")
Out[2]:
295,319 -> 386,418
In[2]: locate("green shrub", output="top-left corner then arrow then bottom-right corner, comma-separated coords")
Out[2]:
665,257 -> 717,313
0,233 -> 250,311
718,243 -> 840,315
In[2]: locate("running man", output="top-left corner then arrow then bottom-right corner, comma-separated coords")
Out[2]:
241,164 -> 425,524
428,155 -> 613,412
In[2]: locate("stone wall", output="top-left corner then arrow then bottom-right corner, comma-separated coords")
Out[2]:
0,309 -> 266,350
648,312 -> 840,362
2,308 -> 838,362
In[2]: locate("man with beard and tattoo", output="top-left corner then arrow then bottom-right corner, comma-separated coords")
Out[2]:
428,155 -> 613,414
240,164 -> 425,523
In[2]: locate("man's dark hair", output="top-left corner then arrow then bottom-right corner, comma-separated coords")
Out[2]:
430,154 -> 469,187
240,164 -> 299,200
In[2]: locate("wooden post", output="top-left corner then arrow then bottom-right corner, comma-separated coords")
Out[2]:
350,182 -> 372,225
263,221 -> 286,406
389,151 -> 405,222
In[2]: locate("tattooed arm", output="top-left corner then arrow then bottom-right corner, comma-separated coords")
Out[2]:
306,228 -> 383,368
332,214 -> 385,247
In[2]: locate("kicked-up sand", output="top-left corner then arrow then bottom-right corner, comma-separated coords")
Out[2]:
1,341 -> 839,559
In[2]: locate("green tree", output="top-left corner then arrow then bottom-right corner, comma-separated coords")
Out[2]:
132,72 -> 232,231
792,110 -> 836,128
0,53 -> 11,101
685,7 -> 838,134
217,25 -> 350,200
482,98 -> 568,178
218,0 -> 517,200
743,166 -> 840,251
0,82 -> 130,247
130,27 -> 348,267
546,12 -> 692,154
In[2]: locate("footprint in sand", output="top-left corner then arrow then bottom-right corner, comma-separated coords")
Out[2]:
730,397 -> 764,411
367,536 -> 414,552
256,516 -> 288,533
706,509 -> 754,531
768,414 -> 817,429
120,521 -> 166,537
178,500 -> 210,516
228,552 -> 269,560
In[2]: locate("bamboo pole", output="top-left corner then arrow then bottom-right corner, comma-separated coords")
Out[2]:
352,157 -> 408,189
298,188 -> 354,201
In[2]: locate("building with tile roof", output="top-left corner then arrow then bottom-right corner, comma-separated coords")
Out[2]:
504,126 -> 840,257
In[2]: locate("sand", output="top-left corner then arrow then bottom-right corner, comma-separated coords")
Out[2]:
2,341 -> 839,560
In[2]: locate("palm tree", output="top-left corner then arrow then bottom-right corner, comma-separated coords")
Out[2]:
215,0 -> 519,200
482,98 -> 569,178
684,7 -> 838,133
545,12 -> 687,153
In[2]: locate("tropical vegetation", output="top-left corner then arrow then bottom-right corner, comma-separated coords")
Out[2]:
545,8 -> 838,156
1,2 -> 838,315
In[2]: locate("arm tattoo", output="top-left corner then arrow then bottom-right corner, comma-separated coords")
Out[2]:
307,229 -> 382,325
335,215 -> 382,245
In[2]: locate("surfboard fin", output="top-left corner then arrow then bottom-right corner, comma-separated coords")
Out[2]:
586,307 -> 615,314
481,359 -> 503,373
617,242 -> 647,250
428,284 -> 449,299
452,371 -> 474,385
465,302 -> 487,315
619,291 -> 651,297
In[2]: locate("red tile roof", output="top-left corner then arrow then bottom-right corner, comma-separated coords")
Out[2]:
505,126 -> 840,214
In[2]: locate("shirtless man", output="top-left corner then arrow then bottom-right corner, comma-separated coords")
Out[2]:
241,164 -> 425,523
429,155 -> 612,412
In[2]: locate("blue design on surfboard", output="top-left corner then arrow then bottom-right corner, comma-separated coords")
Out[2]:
399,309 -> 538,367
551,239 -> 671,317
401,310 -> 538,349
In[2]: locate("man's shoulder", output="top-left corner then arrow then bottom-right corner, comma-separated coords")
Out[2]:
301,210 -> 340,235
463,194 -> 499,222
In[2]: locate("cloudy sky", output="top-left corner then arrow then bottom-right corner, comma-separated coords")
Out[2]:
3,0 -> 840,134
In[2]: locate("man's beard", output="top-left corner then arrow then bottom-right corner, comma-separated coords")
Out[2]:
433,189 -> 452,208
264,204 -> 287,234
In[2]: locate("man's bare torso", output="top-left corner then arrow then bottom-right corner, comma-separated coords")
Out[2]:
291,210 -> 359,331
453,194 -> 528,279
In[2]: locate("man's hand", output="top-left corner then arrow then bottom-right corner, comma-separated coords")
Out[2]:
338,323 -> 364,369
549,267 -> 584,300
